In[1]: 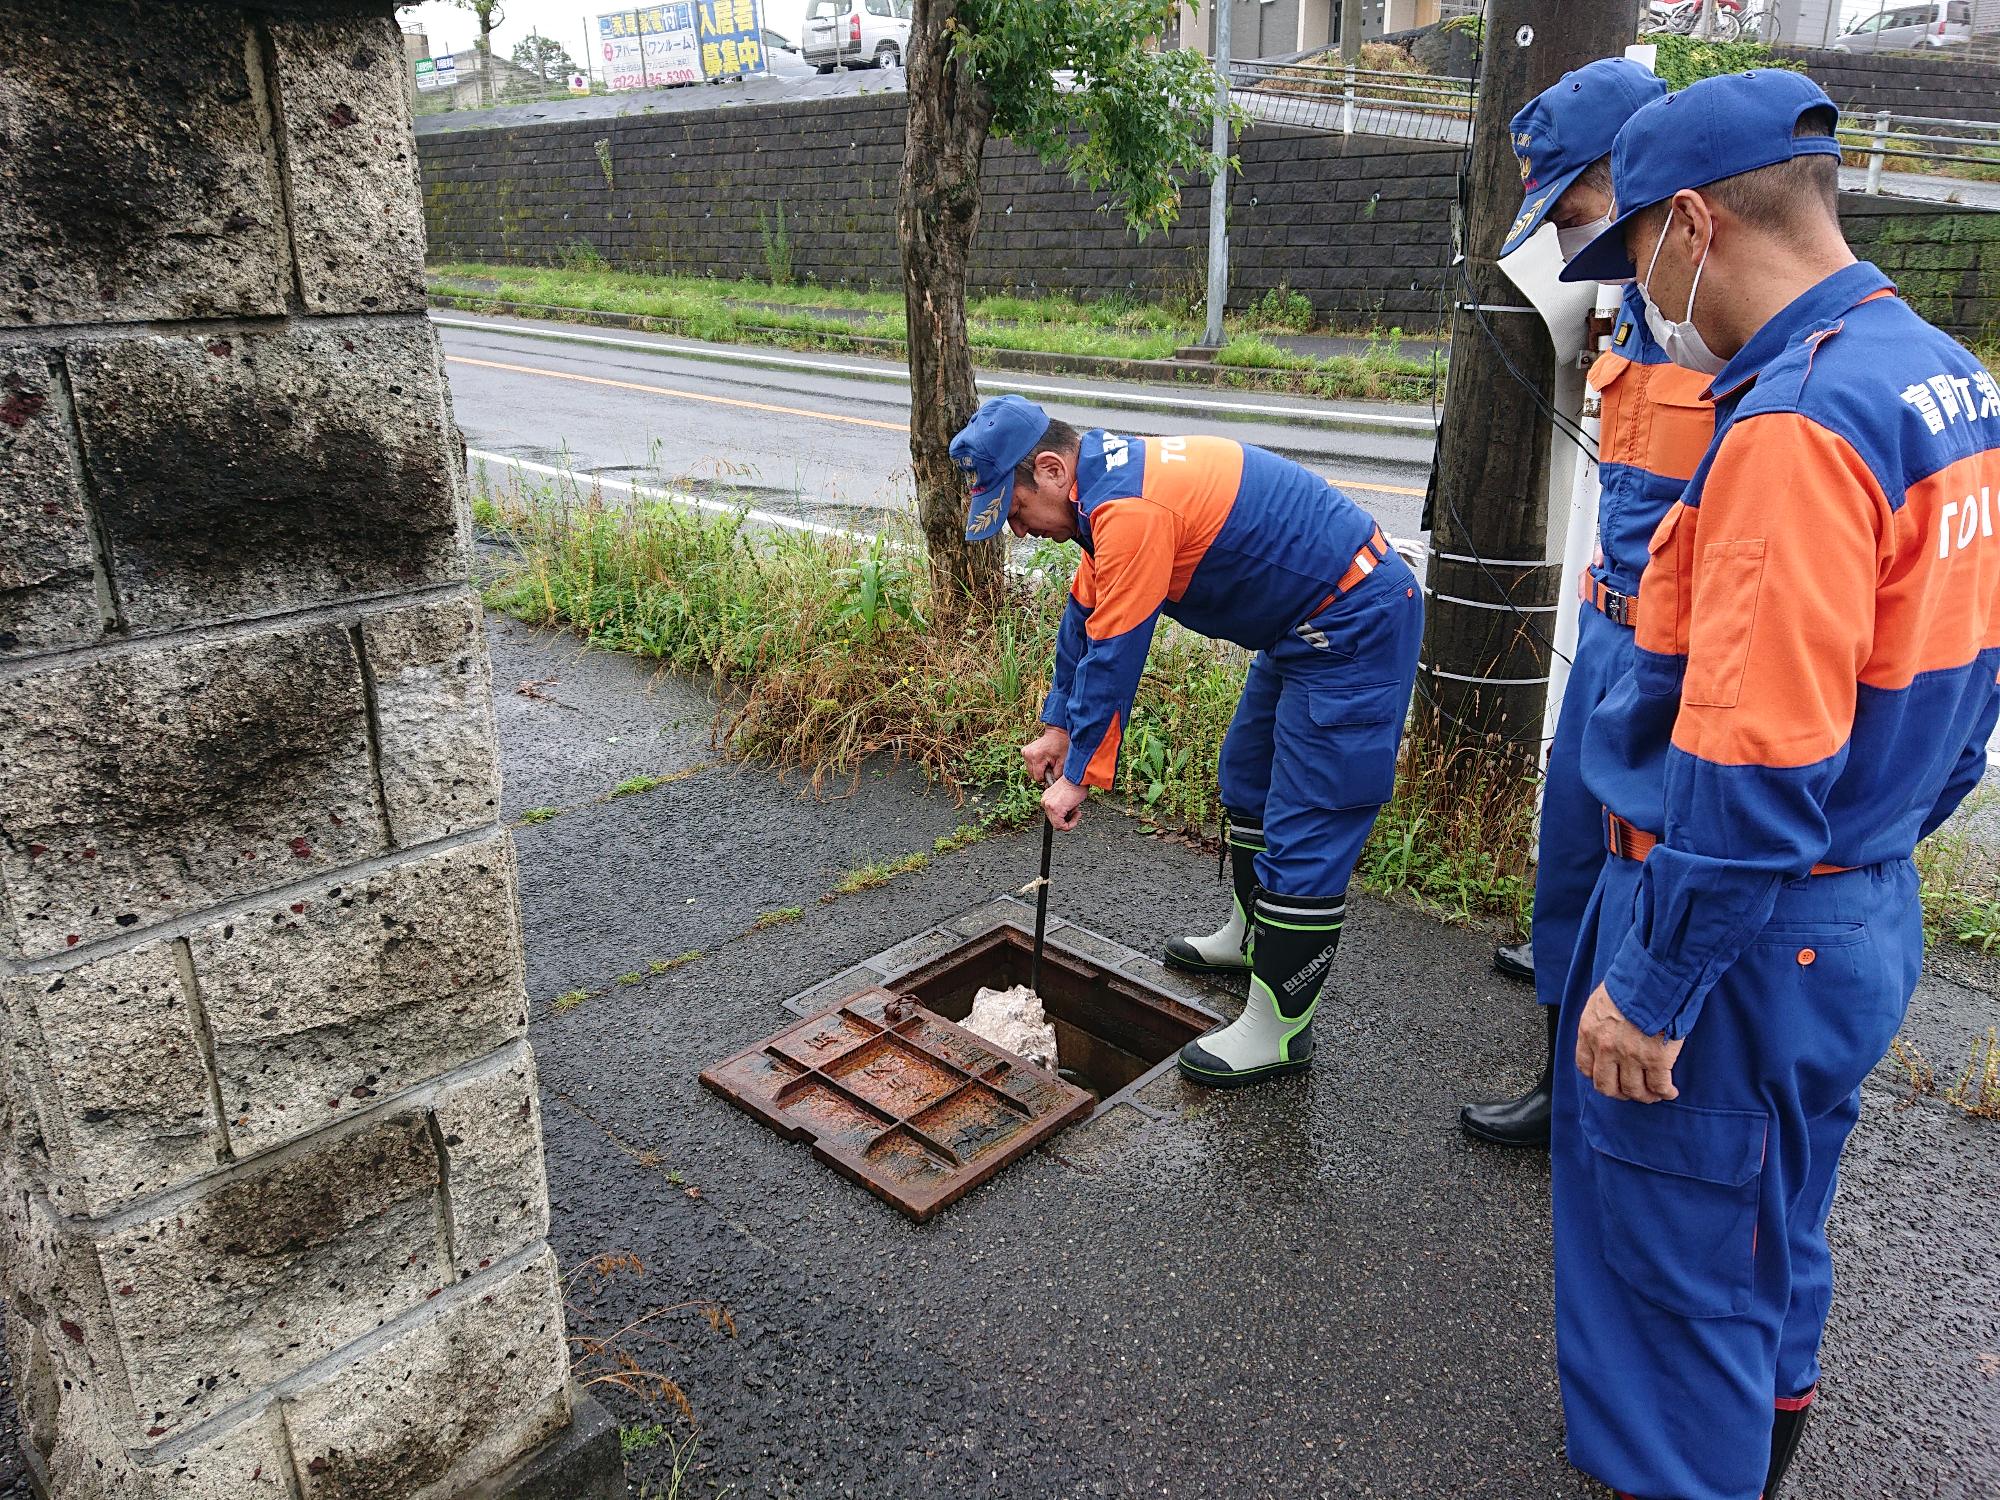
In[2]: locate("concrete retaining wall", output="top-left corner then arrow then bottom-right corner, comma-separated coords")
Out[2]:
416,92 -> 2000,341
419,96 -> 1463,330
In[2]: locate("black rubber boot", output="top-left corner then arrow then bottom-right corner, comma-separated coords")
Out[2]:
1459,1004 -> 1558,1149
1178,890 -> 1344,1088
1164,810 -> 1264,974
1493,940 -> 1535,983
1764,1396 -> 1814,1500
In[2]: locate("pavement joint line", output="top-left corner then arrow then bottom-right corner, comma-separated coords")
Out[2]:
430,312 -> 1442,436
535,816 -> 1010,1011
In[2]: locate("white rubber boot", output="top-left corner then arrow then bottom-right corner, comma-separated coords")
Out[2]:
1178,890 -> 1344,1087
1163,812 -> 1262,974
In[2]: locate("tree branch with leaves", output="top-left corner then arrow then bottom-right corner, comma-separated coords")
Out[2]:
899,0 -> 1233,613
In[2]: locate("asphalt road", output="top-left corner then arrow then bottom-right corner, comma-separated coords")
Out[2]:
435,310 -> 1441,543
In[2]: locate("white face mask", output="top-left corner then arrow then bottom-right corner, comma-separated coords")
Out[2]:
1638,213 -> 1725,376
1556,214 -> 1612,265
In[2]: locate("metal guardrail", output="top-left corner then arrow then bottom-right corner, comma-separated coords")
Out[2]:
1841,109 -> 2000,190
1227,59 -> 1473,144
1228,57 -> 2000,202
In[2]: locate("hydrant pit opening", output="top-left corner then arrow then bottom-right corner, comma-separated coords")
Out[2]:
881,926 -> 1215,1105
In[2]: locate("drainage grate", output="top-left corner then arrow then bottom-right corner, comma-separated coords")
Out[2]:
700,988 -> 1094,1222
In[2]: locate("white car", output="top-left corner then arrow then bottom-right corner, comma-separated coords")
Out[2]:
1833,0 -> 1972,50
802,0 -> 910,72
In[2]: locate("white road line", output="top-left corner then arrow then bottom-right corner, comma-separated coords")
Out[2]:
466,447 -> 1425,563
466,449 -> 879,545
432,313 -> 1441,434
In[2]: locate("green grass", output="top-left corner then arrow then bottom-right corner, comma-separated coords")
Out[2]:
427,260 -> 1443,394
477,473 -> 1998,946
552,988 -> 591,1014
517,806 -> 564,825
826,851 -> 932,900
753,906 -> 804,929
648,951 -> 702,974
609,773 -> 666,798
476,474 -> 1523,928
1916,813 -> 2000,953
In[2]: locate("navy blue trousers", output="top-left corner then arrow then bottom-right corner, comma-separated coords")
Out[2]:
1552,854 -> 1920,1500
1216,555 -> 1422,899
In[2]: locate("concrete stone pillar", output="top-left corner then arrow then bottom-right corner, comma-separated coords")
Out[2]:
0,4 -> 618,1496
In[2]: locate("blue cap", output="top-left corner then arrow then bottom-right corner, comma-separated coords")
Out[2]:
1561,70 -> 1842,283
952,394 -> 1051,541
1501,59 -> 1666,257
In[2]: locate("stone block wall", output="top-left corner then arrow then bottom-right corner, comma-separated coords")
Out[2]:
0,4 -> 588,1496
417,97 -> 1464,330
1843,195 -> 2000,340
1775,44 -> 2000,124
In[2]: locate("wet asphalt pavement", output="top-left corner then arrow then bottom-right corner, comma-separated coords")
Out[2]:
490,611 -> 2000,1499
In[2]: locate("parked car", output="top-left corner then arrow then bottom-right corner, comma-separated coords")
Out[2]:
801,0 -> 911,72
1833,0 -> 1971,50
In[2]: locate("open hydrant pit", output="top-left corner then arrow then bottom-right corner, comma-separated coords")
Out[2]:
708,921 -> 1223,1220
878,925 -> 1218,1108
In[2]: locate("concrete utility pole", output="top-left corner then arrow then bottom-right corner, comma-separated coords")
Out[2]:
1420,0 -> 1644,745
1202,0 -> 1231,347
1338,0 -> 1362,135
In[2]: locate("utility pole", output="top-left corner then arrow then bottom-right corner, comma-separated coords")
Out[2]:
1420,0 -> 1644,747
1201,0 -> 1231,348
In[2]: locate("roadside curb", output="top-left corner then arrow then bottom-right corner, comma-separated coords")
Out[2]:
425,290 -> 1447,404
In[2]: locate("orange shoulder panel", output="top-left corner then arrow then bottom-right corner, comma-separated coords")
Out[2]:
1141,436 -> 1242,601
1869,451 -> 2000,689
1082,496 -> 1178,640
1669,414 -> 1887,769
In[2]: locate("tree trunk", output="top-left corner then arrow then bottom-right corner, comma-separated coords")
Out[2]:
899,0 -> 1003,615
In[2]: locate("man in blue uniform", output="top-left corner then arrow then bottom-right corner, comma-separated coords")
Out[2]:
1459,58 -> 1719,1150
950,396 -> 1423,1088
1554,70 -> 2000,1500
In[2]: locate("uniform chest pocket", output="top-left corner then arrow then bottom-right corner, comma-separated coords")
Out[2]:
1591,357 -> 1713,484
1638,364 -> 1716,484
1580,1093 -> 1768,1319
1684,539 -> 1767,708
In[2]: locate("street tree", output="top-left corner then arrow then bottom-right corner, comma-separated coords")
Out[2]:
513,34 -> 579,81
899,0 -> 1228,611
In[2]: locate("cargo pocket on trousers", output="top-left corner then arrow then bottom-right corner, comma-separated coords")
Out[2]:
1580,1093 -> 1768,1319
1305,683 -> 1404,810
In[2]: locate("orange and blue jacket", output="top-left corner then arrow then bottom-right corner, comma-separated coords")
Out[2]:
1588,281 -> 1716,599
1042,432 -> 1383,790
1584,262 -> 2000,1039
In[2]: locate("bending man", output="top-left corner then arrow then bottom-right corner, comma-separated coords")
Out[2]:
950,395 -> 1423,1089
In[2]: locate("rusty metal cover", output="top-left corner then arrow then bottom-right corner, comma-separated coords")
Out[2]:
699,987 -> 1093,1222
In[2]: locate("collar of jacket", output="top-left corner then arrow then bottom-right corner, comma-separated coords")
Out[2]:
1704,260 -> 1895,404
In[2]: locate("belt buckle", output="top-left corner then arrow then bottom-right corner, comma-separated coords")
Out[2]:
1602,588 -> 1632,627
1605,809 -> 1628,860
